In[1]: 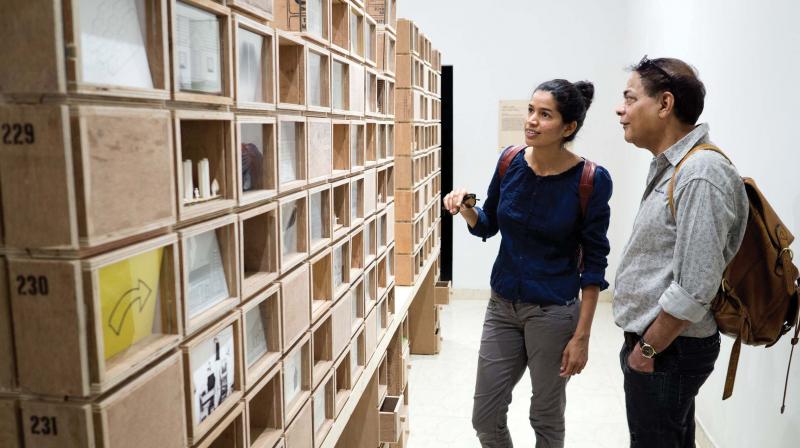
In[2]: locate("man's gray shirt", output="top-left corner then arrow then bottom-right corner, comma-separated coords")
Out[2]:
613,124 -> 749,337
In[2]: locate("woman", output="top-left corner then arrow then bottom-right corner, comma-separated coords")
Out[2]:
443,79 -> 612,448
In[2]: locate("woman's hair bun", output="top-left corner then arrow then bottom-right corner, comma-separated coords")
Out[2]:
574,81 -> 594,109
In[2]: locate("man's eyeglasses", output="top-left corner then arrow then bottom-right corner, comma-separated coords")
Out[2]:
442,193 -> 479,215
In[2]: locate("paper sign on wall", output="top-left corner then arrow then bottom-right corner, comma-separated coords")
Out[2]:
498,100 -> 529,150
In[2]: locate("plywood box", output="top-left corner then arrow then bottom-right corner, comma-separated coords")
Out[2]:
364,168 -> 378,217
349,277 -> 366,337
408,267 -> 440,355
0,257 -> 17,393
306,117 -> 333,183
331,291 -> 353,361
273,0 -> 330,45
229,0 -> 274,22
349,226 -> 365,281
0,105 -> 176,254
364,217 -> 378,272
284,396 -> 313,448
330,53 -> 351,114
0,0 -> 170,99
349,4 -> 366,62
376,28 -> 397,76
396,19 -> 418,56
278,191 -> 310,275
435,280 -> 450,306
330,0 -> 351,56
306,44 -> 332,113
245,363 -> 284,448
395,88 -> 425,123
19,352 -> 186,448
367,0 -> 397,32
194,402 -> 246,448
378,353 -> 388,403
277,115 -> 308,193
308,184 -> 333,256
331,236 -> 352,300
276,31 -> 307,111
181,312 -> 244,445
10,234 -> 182,397
311,311 -> 333,389
179,215 -> 241,337
349,175 -> 366,229
233,16 -> 277,111
239,202 -> 279,301
332,120 -> 351,178
237,116 -> 278,206
278,263 -> 311,350
333,349 -> 351,416
171,0 -> 234,105
331,179 -> 352,241
349,62 -> 366,117
282,334 -> 312,426
309,249 -> 334,323
312,369 -> 336,448
379,395 -> 402,443
175,109 -> 238,224
365,68 -> 380,117
334,371 -> 378,448
241,284 -> 283,390
365,14 -> 378,68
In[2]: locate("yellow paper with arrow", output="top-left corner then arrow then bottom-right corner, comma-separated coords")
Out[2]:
99,248 -> 164,360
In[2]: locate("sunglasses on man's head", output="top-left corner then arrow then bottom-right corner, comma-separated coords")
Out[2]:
443,193 -> 479,215
635,55 -> 674,86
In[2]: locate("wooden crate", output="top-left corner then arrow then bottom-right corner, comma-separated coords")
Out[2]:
237,116 -> 278,206
330,0 -> 351,56
364,216 -> 378,267
283,334 -> 312,426
363,261 -> 378,312
245,363 -> 284,448
273,0 -> 330,45
349,4 -> 366,62
233,15 -> 277,111
395,88 -> 425,123
386,243 -> 396,285
312,369 -> 336,448
179,215 -> 241,337
331,236 -> 352,300
311,311 -> 333,389
376,166 -> 389,210
331,178 -> 352,241
306,44 -> 332,113
364,168 -> 377,217
309,248 -> 334,323
365,14 -> 378,68
377,353 -> 388,402
307,117 -> 333,183
0,398 -> 20,448
0,257 -> 17,393
194,402 -> 246,448
331,120 -> 351,178
365,68 -> 379,117
367,0 -> 397,32
376,28 -> 397,76
331,290 -> 353,361
284,396 -> 313,448
329,54 -> 350,116
278,263 -> 311,350
10,234 -> 181,397
277,115 -> 308,193
278,191 -> 310,275
229,0 -> 275,22
349,226 -> 365,281
364,121 -> 377,166
434,280 -> 450,305
396,54 -> 423,90
175,110 -> 237,223
19,352 -> 186,448
349,175 -> 365,229
181,312 -> 244,445
171,0 -> 234,105
386,164 -> 395,204
241,284 -> 282,390
349,277 -> 366,337
0,0 -> 170,99
394,181 -> 425,222
308,184 -> 333,256
364,306 -> 378,366
378,78 -> 395,119
378,395 -> 402,443
395,19 -> 418,56
332,349 -> 351,416
377,209 -> 390,255
0,105 -> 175,254
349,62 -> 366,117
276,31 -> 307,111
239,203 -> 279,301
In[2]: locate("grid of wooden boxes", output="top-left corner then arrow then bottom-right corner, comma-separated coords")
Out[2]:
0,0 -> 431,447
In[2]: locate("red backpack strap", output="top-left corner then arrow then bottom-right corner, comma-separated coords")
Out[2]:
498,145 -> 527,178
579,159 -> 597,218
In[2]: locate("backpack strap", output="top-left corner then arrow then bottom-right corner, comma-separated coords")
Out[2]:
579,159 -> 597,218
667,143 -> 732,218
498,145 -> 527,179
782,285 -> 800,413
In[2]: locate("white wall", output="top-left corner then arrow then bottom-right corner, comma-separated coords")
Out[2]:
398,1 -> 800,446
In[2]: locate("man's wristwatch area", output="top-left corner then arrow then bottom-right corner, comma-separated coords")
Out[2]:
638,338 -> 658,359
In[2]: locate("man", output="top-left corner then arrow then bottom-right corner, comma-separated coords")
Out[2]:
613,56 -> 749,447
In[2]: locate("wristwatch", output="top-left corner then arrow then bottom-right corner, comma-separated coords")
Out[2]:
639,338 -> 658,359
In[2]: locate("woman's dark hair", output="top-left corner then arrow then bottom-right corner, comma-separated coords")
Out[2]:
631,56 -> 705,125
534,79 -> 595,142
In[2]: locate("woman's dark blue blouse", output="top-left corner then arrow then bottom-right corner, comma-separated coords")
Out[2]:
468,149 -> 612,304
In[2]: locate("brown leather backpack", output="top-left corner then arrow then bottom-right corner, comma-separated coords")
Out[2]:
669,143 -> 800,413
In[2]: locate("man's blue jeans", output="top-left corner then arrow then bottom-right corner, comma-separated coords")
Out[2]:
620,332 -> 721,448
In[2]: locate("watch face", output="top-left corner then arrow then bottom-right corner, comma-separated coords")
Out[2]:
641,344 -> 656,358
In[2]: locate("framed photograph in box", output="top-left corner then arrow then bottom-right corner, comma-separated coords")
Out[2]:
179,215 -> 240,337
274,0 -> 330,45
171,0 -> 233,105
9,234 -> 181,397
229,0 -> 274,22
181,312 -> 244,445
19,352 -> 186,448
175,110 -> 237,223
237,116 -> 277,206
278,191 -> 309,274
308,184 -> 332,256
233,15 -> 276,110
330,55 -> 351,117
245,363 -> 284,448
306,43 -> 331,113
277,115 -> 308,193
278,262 -> 311,350
283,333 -> 312,425
276,31 -> 307,111
1,0 -> 172,99
306,117 -> 333,183
312,369 -> 335,447
240,284 -> 282,390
